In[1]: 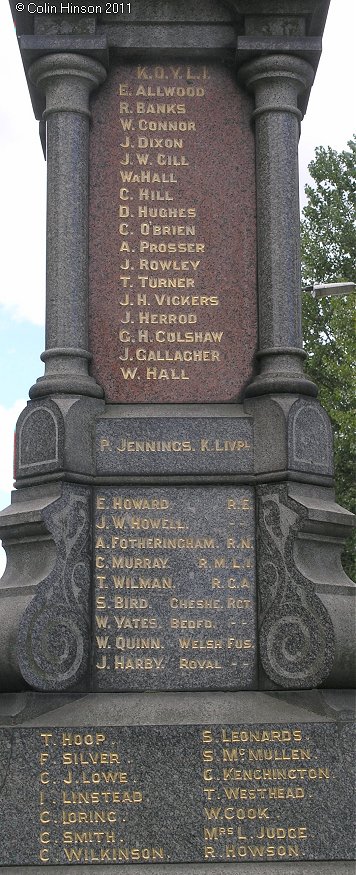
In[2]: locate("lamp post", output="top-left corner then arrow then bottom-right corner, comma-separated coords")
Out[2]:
303,281 -> 355,298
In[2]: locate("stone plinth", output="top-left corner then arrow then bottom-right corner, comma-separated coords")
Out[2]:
0,690 -> 354,868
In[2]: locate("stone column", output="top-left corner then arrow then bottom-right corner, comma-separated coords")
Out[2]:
28,53 -> 107,399
239,54 -> 317,398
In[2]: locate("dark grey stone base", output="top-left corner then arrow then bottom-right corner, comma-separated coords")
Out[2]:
0,863 -> 355,874
0,691 -> 354,868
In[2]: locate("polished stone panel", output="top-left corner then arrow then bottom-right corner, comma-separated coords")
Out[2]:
89,62 -> 257,403
96,416 -> 253,475
0,690 -> 354,866
93,486 -> 256,690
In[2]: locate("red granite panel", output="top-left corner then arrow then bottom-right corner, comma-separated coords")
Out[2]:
89,61 -> 257,402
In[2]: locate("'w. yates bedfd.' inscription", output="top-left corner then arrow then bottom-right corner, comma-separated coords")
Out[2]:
0,721 -> 354,865
89,63 -> 257,402
93,487 -> 256,690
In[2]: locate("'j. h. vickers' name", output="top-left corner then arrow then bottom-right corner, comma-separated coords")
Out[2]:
99,438 -> 251,454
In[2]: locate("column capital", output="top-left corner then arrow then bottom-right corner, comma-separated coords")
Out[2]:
29,52 -> 107,118
238,53 -> 315,119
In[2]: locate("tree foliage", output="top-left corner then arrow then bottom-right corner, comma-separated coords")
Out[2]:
301,136 -> 355,579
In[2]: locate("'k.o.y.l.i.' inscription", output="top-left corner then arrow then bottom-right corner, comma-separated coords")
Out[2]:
93,487 -> 257,690
89,63 -> 257,401
0,721 -> 354,865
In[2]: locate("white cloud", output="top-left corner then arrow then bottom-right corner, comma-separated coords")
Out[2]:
0,399 -> 26,579
299,0 -> 356,208
0,547 -> 5,579
0,4 -> 46,326
0,399 -> 25,495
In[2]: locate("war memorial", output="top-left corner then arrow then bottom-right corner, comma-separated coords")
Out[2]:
0,0 -> 355,871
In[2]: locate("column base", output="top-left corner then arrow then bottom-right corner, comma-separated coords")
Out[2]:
29,347 -> 104,399
245,374 -> 318,397
29,373 -> 104,399
245,348 -> 318,398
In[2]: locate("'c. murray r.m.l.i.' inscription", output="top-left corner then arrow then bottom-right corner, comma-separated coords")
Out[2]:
89,62 -> 257,402
0,721 -> 354,865
93,487 -> 256,690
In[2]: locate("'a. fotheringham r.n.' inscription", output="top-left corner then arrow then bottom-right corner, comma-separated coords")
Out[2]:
89,63 -> 257,402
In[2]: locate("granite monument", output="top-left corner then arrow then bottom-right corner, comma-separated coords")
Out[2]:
0,0 -> 355,871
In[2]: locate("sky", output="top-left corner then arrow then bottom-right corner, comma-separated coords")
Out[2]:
0,0 -> 355,575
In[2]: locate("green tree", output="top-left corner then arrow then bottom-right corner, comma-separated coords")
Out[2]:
301,136 -> 355,579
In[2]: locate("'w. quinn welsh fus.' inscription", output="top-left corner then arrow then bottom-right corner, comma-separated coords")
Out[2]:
89,63 -> 257,402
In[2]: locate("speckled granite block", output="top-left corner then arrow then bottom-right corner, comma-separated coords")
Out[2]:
89,61 -> 257,402
96,416 -> 253,475
0,690 -> 354,867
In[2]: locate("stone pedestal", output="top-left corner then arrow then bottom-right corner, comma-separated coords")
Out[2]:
1,0 -> 355,870
0,690 -> 355,869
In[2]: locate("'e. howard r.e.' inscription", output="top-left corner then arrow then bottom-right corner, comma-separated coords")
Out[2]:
93,487 -> 256,690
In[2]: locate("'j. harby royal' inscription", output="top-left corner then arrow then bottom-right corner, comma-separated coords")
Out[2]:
93,487 -> 256,690
0,721 -> 354,865
89,63 -> 257,402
